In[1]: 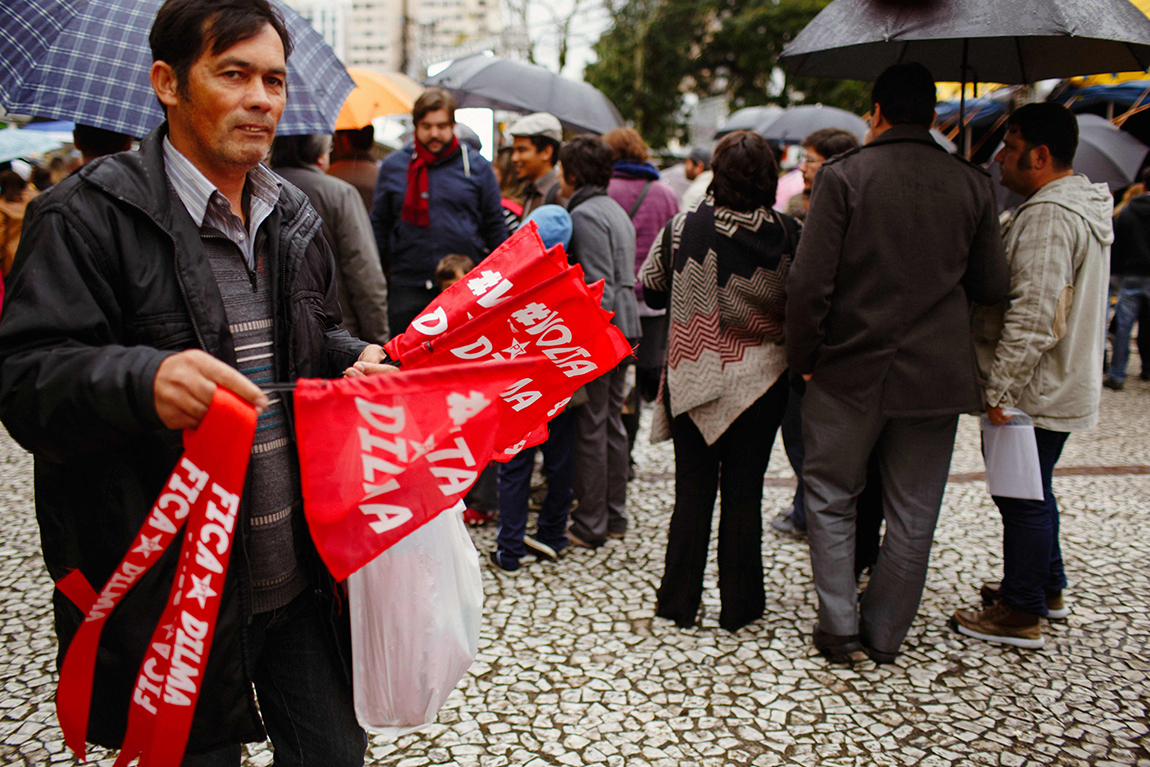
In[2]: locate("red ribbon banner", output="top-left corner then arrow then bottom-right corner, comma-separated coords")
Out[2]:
55,388 -> 257,766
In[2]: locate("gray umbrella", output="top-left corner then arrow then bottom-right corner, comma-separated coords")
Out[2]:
715,106 -> 784,138
425,54 -> 623,136
759,105 -> 868,144
990,112 -> 1150,210
780,0 -> 1150,149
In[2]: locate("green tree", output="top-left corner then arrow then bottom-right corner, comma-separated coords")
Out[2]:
586,0 -> 871,149
584,0 -> 705,148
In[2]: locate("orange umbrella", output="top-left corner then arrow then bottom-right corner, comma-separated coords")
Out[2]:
335,68 -> 418,131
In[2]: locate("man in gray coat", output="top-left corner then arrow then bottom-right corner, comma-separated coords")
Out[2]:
786,63 -> 1009,663
271,134 -> 390,344
559,136 -> 641,548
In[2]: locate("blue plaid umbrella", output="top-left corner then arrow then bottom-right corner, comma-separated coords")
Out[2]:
0,0 -> 354,137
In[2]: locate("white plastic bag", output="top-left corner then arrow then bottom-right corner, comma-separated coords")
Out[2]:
980,408 -> 1044,501
348,500 -> 482,737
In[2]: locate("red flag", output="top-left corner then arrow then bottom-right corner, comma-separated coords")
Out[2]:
293,358 -> 540,580
384,222 -> 571,365
55,388 -> 257,767
401,265 -> 634,460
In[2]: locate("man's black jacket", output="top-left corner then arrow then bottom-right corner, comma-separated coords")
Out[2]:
0,125 -> 367,751
1112,193 -> 1150,277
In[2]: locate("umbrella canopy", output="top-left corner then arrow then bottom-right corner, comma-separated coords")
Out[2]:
0,0 -> 354,137
425,54 -> 623,136
336,68 -> 417,131
935,95 -> 1008,130
0,127 -> 62,162
715,106 -> 784,138
989,112 -> 1150,210
759,105 -> 868,144
781,0 -> 1150,84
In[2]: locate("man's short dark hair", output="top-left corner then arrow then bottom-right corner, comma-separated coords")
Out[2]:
871,63 -> 936,127
802,128 -> 859,160
269,134 -> 332,169
149,0 -> 293,98
523,134 -> 560,166
558,136 -> 614,190
688,146 -> 712,170
72,124 -> 134,158
339,125 -> 374,152
436,254 -> 474,288
413,88 -> 456,125
1006,102 -> 1078,170
710,130 -> 778,212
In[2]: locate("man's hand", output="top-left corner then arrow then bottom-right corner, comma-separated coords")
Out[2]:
344,344 -> 400,378
986,405 -> 1013,426
154,350 -> 268,430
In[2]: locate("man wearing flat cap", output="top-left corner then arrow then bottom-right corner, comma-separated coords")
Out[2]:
510,112 -> 565,218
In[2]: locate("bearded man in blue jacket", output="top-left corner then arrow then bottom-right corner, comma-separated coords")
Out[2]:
370,88 -> 508,337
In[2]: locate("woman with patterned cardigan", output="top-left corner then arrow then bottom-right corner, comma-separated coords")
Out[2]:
639,130 -> 799,632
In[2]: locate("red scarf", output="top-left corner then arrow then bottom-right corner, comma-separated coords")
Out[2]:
402,136 -> 459,228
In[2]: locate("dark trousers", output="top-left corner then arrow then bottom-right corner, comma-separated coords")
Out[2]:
993,427 -> 1070,616
181,590 -> 366,766
387,283 -> 438,341
656,377 -> 788,632
570,362 -> 630,545
495,408 -> 578,565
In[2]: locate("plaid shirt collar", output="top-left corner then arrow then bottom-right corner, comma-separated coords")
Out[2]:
163,136 -> 281,268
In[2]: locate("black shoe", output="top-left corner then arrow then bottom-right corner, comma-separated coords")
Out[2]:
859,633 -> 898,664
812,625 -> 865,662
1103,376 -> 1125,391
488,550 -> 520,572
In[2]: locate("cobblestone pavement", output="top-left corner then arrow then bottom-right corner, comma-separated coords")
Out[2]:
1,372 -> 1148,766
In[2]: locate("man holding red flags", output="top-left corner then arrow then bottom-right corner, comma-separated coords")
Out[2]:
0,0 -> 393,763
370,88 -> 507,338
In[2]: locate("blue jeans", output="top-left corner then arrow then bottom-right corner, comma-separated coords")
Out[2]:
495,407 -> 578,565
1109,275 -> 1150,383
993,427 -> 1070,616
181,589 -> 367,766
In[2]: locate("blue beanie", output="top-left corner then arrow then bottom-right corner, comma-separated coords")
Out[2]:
519,204 -> 573,250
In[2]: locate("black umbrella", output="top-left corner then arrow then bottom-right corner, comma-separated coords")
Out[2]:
759,105 -> 868,144
780,0 -> 1150,152
989,112 -> 1150,211
715,106 -> 784,138
425,54 -> 623,136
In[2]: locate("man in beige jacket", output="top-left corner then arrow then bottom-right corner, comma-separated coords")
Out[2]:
952,102 -> 1113,649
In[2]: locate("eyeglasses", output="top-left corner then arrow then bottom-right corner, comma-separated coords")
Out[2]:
799,154 -> 824,166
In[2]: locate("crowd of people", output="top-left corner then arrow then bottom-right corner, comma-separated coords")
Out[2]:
0,0 -> 1137,762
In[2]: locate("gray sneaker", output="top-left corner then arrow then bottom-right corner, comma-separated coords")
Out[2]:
770,510 -> 806,538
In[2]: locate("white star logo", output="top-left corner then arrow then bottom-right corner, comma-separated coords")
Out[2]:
502,338 -> 529,360
132,533 -> 164,560
185,573 -> 217,610
161,622 -> 176,641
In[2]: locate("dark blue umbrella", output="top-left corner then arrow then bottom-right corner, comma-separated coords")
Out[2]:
0,0 -> 353,137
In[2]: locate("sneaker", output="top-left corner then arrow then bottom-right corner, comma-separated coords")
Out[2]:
950,603 -> 1044,648
979,581 -> 1070,619
488,550 -> 519,572
769,510 -> 806,538
463,508 -> 494,527
523,535 -> 557,561
812,625 -> 866,663
1103,376 -> 1125,391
